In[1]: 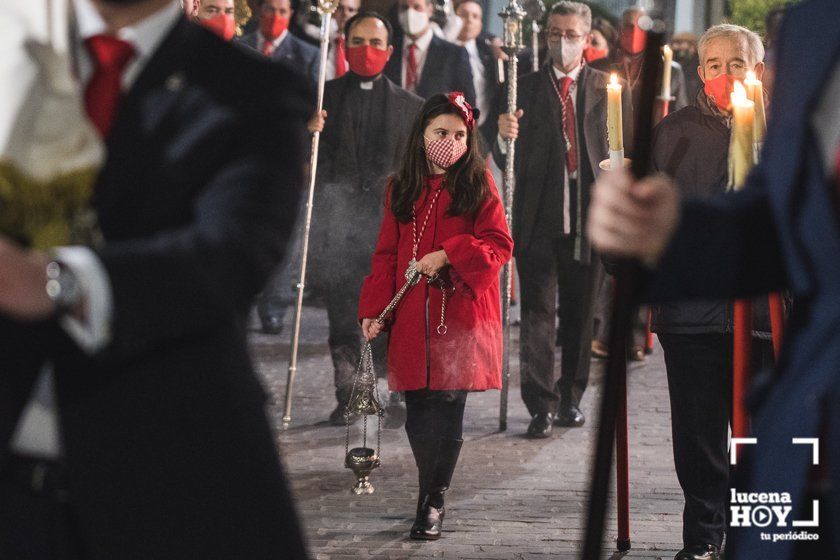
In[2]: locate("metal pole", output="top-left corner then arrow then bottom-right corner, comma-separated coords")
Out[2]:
283,0 -> 339,425
531,21 -> 539,72
498,0 -> 525,432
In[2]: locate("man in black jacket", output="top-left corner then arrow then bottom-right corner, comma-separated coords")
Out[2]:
454,0 -> 500,151
384,0 -> 476,104
0,1 -> 311,557
495,1 -> 633,438
307,12 -> 424,425
649,24 -> 773,560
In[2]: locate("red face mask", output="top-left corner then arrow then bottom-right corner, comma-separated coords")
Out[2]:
200,13 -> 236,42
703,73 -> 737,112
346,45 -> 391,78
583,46 -> 608,63
619,25 -> 646,55
260,13 -> 289,41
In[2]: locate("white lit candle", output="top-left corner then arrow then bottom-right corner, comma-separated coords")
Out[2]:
729,81 -> 755,190
744,70 -> 767,146
661,45 -> 672,100
607,73 -> 624,169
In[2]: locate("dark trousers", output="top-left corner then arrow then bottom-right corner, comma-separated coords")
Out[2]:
404,390 -> 468,441
0,460 -> 84,560
658,332 -> 774,548
316,281 -> 387,405
518,237 -> 594,415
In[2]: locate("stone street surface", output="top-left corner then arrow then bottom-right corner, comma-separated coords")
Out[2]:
250,305 -> 685,560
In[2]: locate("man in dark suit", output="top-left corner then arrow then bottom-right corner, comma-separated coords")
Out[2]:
0,0 -> 311,557
495,1 -> 633,438
384,0 -> 476,104
239,0 -> 319,86
454,0 -> 501,152
306,11 -> 424,425
239,0 -> 319,333
588,1 -> 840,558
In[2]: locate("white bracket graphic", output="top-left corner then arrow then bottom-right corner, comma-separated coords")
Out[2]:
730,437 -> 757,465
793,500 -> 820,527
792,438 -> 820,465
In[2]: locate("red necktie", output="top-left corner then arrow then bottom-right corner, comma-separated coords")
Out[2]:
262,38 -> 275,56
558,76 -> 578,174
406,43 -> 418,91
335,35 -> 347,77
84,34 -> 135,138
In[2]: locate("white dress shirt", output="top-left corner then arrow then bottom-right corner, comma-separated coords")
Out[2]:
459,38 -> 487,127
401,27 -> 434,91
11,0 -> 180,459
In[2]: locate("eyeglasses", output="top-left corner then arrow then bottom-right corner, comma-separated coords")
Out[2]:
546,29 -> 584,41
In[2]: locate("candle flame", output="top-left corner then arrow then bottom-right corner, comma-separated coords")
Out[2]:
610,73 -> 618,86
745,70 -> 757,83
731,80 -> 749,105
663,44 -> 671,56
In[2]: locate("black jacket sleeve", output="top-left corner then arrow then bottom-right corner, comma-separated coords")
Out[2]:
96,90 -> 307,356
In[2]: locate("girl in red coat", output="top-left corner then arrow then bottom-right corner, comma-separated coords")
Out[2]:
358,92 -> 513,540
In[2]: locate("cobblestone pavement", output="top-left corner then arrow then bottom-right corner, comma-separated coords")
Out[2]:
250,305 -> 685,560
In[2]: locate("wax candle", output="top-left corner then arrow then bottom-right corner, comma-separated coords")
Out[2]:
744,70 -> 767,145
661,45 -> 673,100
729,81 -> 755,190
607,73 -> 624,169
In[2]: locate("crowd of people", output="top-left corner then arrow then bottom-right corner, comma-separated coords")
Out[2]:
2,0 -> 837,559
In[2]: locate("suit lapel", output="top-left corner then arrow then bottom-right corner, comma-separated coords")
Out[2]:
581,65 -> 606,118
418,36 -> 448,98
95,19 -> 191,201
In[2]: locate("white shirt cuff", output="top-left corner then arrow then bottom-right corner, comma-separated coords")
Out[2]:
497,134 -> 508,154
53,246 -> 113,354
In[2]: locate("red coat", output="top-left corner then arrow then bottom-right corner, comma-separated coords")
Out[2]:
358,171 -> 513,392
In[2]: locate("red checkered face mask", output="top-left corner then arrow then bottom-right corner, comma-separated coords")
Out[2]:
424,136 -> 467,169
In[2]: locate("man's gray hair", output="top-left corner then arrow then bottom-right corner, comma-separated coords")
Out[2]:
548,1 -> 592,31
698,24 -> 765,65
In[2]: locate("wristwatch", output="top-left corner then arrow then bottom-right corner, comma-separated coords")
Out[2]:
45,260 -> 82,314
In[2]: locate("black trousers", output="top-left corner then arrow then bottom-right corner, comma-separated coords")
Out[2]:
518,236 -> 594,415
658,332 -> 774,548
404,390 -> 467,441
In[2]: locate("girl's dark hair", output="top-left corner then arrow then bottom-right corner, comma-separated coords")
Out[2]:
390,94 -> 489,222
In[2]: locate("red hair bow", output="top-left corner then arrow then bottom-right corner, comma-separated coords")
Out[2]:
448,91 -> 476,130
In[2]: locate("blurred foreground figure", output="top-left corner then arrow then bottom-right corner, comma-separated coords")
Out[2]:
588,1 -> 840,558
0,0 -> 310,558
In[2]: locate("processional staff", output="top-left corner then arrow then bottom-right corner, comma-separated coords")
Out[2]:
283,0 -> 340,425
522,0 -> 545,73
497,0 -> 526,432
582,22 -> 665,560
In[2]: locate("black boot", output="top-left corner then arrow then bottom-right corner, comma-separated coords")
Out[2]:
406,436 -> 437,529
410,438 -> 463,540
